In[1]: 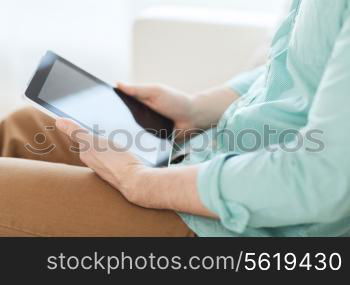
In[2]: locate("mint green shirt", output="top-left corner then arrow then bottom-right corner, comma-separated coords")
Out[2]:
178,0 -> 350,237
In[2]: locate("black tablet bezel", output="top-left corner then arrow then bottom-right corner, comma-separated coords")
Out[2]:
24,51 -> 174,167
25,51 -> 109,131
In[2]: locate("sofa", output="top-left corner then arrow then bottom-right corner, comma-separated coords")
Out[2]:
131,6 -> 281,93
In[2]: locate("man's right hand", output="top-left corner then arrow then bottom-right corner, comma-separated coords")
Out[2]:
118,83 -> 197,141
118,82 -> 240,141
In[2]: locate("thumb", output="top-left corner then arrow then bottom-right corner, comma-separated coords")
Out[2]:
56,118 -> 91,143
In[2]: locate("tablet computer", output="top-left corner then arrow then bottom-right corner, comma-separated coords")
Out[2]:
24,51 -> 175,167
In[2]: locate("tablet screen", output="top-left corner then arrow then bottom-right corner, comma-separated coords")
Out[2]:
26,52 -> 174,167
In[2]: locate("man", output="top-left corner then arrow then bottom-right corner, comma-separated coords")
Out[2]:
0,0 -> 349,237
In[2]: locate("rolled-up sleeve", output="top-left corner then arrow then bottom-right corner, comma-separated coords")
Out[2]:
227,65 -> 266,96
198,10 -> 350,234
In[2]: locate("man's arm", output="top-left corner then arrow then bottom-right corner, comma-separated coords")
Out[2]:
134,165 -> 218,219
136,9 -> 350,233
190,86 -> 239,130
190,65 -> 266,130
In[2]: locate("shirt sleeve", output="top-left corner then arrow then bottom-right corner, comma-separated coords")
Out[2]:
227,65 -> 266,96
198,9 -> 350,234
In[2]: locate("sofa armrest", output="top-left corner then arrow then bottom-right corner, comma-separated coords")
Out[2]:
131,6 -> 279,93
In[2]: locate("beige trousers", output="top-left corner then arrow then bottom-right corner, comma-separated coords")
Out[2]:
0,107 -> 194,237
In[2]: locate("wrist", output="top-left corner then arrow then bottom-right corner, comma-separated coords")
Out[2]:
124,167 -> 163,209
187,94 -> 206,130
129,167 -> 178,210
187,87 -> 240,130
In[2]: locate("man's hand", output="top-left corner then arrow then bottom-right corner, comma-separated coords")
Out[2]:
55,118 -> 151,206
118,83 -> 240,140
118,83 -> 198,142
56,118 -> 218,218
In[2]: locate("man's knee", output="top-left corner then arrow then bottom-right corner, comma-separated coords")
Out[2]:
4,107 -> 53,128
0,107 -> 56,156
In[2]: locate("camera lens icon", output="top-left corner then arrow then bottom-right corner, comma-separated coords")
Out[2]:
34,133 -> 46,144
25,126 -> 56,155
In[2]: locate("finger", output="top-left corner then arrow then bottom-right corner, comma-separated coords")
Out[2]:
55,118 -> 91,143
117,82 -> 160,100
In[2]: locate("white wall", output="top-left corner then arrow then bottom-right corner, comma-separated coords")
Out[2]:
133,0 -> 289,14
0,0 -> 289,117
0,0 -> 133,117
